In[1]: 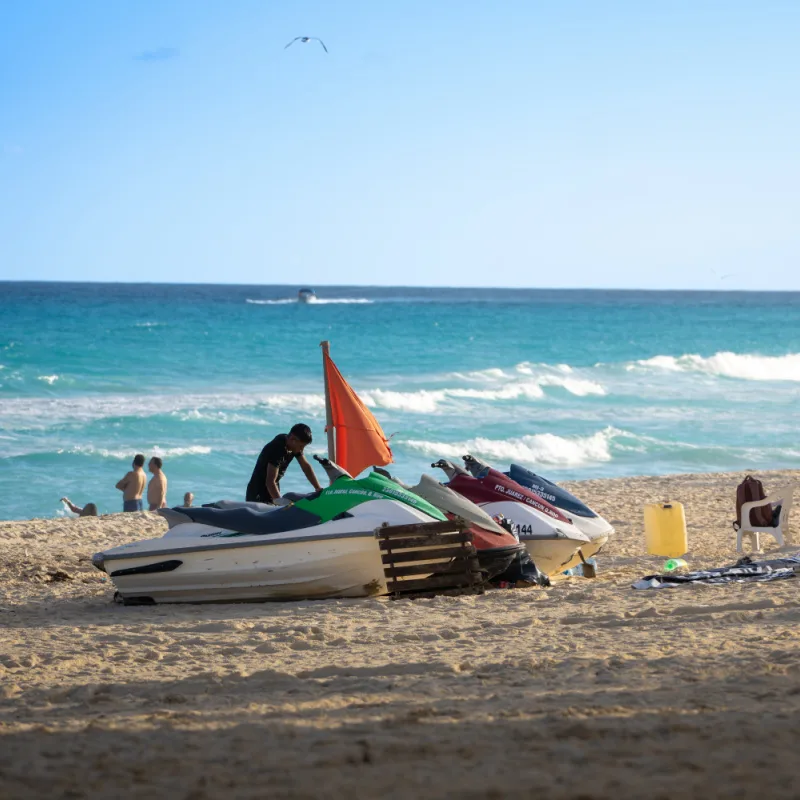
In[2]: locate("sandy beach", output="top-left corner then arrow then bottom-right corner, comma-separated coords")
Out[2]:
2,469 -> 799,799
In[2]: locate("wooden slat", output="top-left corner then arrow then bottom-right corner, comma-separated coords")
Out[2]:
381,545 -> 475,564
385,557 -> 480,578
375,520 -> 468,538
378,532 -> 472,550
387,573 -> 481,594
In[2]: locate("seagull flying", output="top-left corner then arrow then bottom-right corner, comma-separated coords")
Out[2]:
709,267 -> 737,281
285,36 -> 328,53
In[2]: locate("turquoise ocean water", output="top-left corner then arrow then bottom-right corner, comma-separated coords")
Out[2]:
1,282 -> 799,521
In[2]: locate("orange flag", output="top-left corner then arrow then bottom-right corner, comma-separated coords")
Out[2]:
323,348 -> 393,477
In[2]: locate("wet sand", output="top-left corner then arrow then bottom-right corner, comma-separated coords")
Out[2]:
2,469 -> 799,799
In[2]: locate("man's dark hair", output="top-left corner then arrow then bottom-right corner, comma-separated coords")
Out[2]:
133,453 -> 145,467
289,423 -> 313,444
150,456 -> 163,469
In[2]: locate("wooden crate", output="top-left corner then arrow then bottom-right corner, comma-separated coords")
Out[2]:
375,519 -> 485,598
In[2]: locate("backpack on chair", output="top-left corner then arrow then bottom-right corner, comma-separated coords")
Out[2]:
733,475 -> 774,530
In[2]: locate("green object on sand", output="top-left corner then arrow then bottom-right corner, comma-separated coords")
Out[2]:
664,558 -> 688,572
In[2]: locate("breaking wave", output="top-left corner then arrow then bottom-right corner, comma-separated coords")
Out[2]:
0,391 -> 326,429
401,427 -> 623,467
358,376 -> 605,413
66,444 -> 212,459
447,363 -> 606,397
630,352 -> 800,381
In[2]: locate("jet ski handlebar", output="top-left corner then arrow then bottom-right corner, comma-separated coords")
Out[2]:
430,459 -> 470,480
313,454 -> 354,482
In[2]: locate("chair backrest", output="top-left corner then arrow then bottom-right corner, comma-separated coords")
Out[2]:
772,486 -> 796,526
735,475 -> 772,528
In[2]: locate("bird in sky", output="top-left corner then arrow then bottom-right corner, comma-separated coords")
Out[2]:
284,36 -> 328,53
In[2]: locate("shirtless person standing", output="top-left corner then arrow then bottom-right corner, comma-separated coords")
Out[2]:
147,456 -> 168,511
115,454 -> 147,512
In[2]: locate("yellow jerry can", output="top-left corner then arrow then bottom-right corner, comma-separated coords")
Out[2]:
644,501 -> 688,557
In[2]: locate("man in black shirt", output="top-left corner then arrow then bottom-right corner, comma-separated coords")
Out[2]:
246,423 -> 322,503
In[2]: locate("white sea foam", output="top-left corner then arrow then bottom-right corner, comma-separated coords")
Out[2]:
359,389 -> 447,414
37,375 -> 59,385
134,321 -> 166,328
66,444 -> 212,459
447,383 -> 547,401
359,382 -> 549,412
632,352 -> 800,381
246,298 -> 296,305
259,393 -> 325,412
536,375 -> 606,396
0,391 -> 325,429
150,445 -> 212,458
448,363 -> 606,397
307,297 -> 373,305
402,427 -> 622,467
515,361 -> 574,375
173,409 -> 272,425
1,370 -> 604,430
449,367 -> 512,382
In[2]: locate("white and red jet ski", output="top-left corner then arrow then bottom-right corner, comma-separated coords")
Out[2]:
462,455 -> 613,569
431,459 -> 591,576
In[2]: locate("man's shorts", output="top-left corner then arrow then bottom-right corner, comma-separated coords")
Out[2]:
123,499 -> 143,512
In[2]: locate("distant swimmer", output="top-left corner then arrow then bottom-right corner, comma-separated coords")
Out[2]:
60,497 -> 98,517
284,36 -> 328,53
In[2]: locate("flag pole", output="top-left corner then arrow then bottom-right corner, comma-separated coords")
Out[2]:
320,340 -> 336,461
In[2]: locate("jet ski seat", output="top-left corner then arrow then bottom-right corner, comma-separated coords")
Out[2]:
158,505 -> 325,536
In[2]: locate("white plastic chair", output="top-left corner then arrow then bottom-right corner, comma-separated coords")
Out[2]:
736,484 -> 796,552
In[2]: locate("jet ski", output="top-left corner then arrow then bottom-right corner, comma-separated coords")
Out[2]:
372,468 -> 525,581
92,458 -> 516,604
93,465 -> 455,604
462,455 -> 614,568
431,459 -> 591,577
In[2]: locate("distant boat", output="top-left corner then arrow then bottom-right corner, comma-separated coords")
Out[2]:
298,288 -> 316,303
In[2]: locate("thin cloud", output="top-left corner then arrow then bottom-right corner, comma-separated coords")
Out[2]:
134,47 -> 180,62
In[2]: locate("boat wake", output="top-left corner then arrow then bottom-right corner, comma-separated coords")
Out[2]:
246,297 -> 373,305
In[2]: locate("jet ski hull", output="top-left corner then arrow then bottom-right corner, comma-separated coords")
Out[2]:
426,470 -> 592,577
94,500 -> 442,604
474,544 -> 526,580
94,526 -> 388,604
503,463 -> 613,569
473,501 -> 589,576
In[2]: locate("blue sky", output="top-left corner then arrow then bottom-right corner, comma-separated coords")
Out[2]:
1,0 -> 798,289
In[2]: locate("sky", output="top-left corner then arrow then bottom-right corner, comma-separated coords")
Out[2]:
1,0 -> 799,290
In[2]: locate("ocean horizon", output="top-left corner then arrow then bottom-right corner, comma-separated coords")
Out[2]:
1,281 -> 799,521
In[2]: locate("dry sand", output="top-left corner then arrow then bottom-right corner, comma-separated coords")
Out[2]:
2,470 -> 800,799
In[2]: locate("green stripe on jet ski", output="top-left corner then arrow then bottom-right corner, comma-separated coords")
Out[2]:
295,473 -> 446,522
